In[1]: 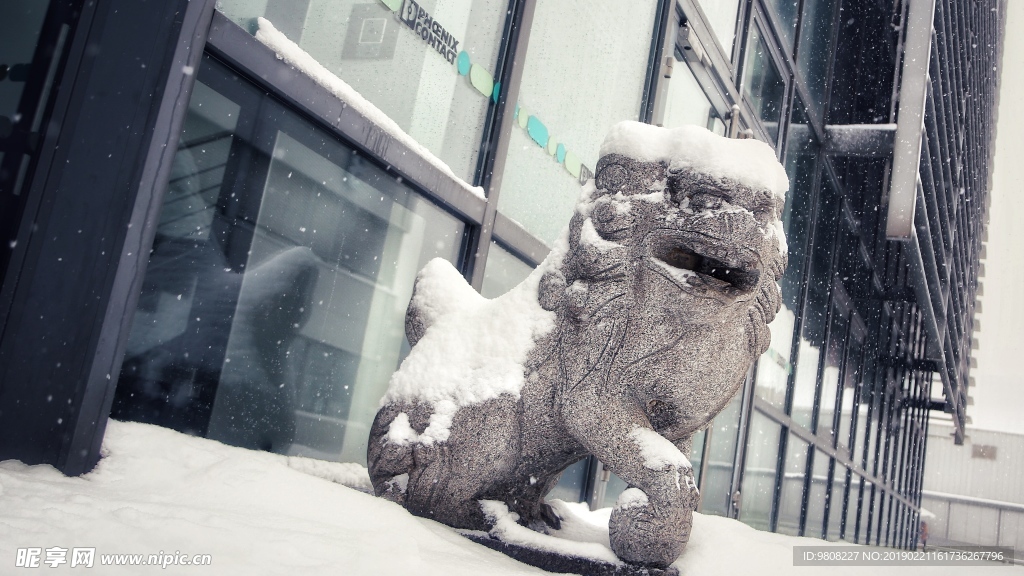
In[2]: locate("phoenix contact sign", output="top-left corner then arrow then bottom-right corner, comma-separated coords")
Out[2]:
399,0 -> 460,65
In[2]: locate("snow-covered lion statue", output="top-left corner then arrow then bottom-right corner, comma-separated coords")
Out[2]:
367,121 -> 788,569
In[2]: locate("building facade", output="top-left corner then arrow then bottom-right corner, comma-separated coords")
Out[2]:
920,422 -> 1024,560
0,0 -> 1004,551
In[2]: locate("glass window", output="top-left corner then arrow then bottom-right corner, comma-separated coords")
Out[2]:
691,427 -> 707,486
739,411 -> 781,530
547,458 -> 591,503
701,394 -> 743,516
480,242 -> 534,298
791,179 -> 837,429
776,433 -> 808,536
804,450 -> 830,539
696,0 -> 741,55
859,480 -> 874,544
796,0 -> 838,115
854,353 -> 876,467
837,335 -> 863,453
217,0 -> 509,182
660,53 -> 716,130
764,0 -> 799,52
742,23 -> 786,142
754,100 -> 816,410
113,55 -> 465,466
845,473 -> 863,542
1,1 -> 77,277
495,0 -> 658,245
816,303 -> 846,441
827,464 -> 847,540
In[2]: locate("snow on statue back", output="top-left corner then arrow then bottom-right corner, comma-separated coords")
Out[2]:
368,121 -> 789,570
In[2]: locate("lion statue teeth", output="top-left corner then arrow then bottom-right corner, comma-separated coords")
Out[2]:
368,121 -> 789,569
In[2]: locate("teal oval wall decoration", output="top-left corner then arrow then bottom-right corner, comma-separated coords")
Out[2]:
526,116 -> 549,147
457,51 -> 471,76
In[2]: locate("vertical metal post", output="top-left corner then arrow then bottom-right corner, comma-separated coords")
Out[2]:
886,0 -> 937,239
467,0 -> 537,290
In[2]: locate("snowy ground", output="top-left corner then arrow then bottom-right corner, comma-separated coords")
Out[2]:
0,421 -> 1018,575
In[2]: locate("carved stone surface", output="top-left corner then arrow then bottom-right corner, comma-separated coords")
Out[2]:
368,124 -> 788,569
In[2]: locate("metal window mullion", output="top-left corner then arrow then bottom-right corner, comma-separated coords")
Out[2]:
204,14 -> 488,229
467,0 -> 539,289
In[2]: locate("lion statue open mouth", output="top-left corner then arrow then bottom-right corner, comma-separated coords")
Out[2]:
367,121 -> 789,569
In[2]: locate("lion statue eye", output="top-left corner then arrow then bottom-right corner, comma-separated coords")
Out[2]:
690,192 -> 723,211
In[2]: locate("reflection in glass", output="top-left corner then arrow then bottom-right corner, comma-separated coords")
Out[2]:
791,180 -> 838,428
497,0 -> 657,244
797,0 -> 838,114
702,394 -> 743,515
697,0 -> 741,55
804,450 -> 830,539
739,412 -> 781,530
480,242 -> 534,298
776,434 -> 808,535
742,24 -> 786,142
217,0 -> 509,182
764,0 -> 800,52
114,57 -> 465,466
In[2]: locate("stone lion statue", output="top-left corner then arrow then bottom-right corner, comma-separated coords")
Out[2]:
367,121 -> 788,569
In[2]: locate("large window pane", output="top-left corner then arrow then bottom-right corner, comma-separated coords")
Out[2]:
660,52 -> 716,130
838,336 -> 863,453
217,0 -> 509,182
547,458 -> 590,503
691,427 -> 708,486
796,0 -> 838,115
113,56 -> 465,466
764,0 -> 799,53
742,23 -> 786,142
845,473 -> 863,542
697,0 -> 741,55
701,394 -> 743,516
804,450 -> 830,539
816,304 -> 846,441
739,411 -> 782,530
777,434 -> 808,536
792,181 -> 838,428
827,464 -> 848,540
496,0 -> 657,245
480,242 -> 533,298
1,1 -> 78,275
755,101 -> 817,410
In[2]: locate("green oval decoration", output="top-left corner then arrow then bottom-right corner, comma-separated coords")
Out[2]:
518,107 -> 529,129
469,64 -> 493,97
457,51 -> 470,76
564,150 -> 582,178
547,138 -> 558,156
